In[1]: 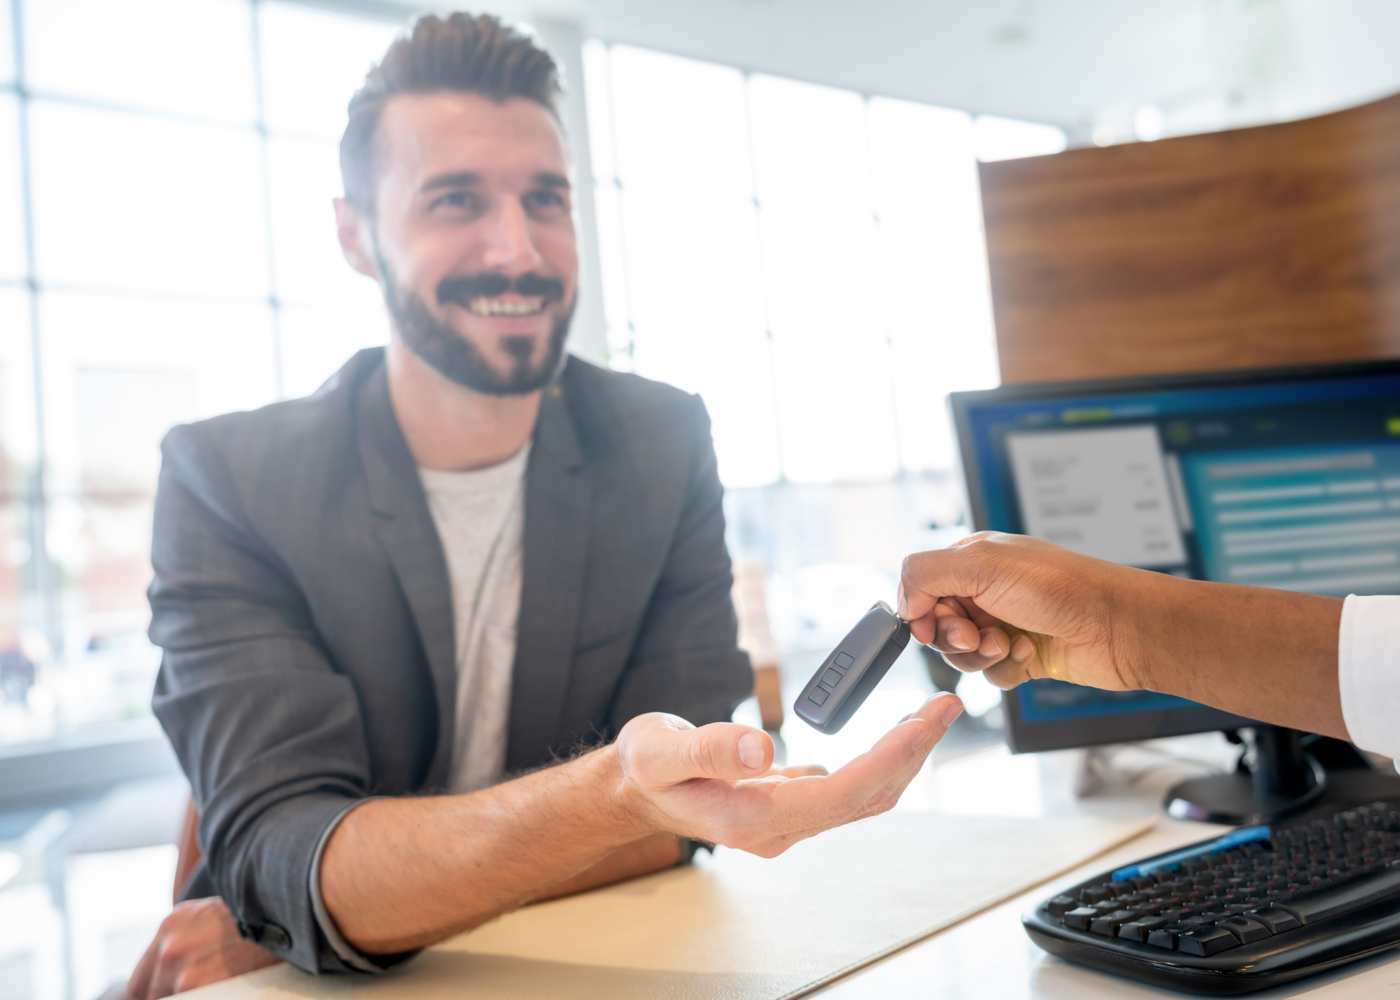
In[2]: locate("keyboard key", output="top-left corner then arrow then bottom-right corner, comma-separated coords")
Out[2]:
1249,906 -> 1301,934
1080,886 -> 1112,904
1147,925 -> 1183,950
1179,926 -> 1241,956
1090,909 -> 1140,936
1062,907 -> 1097,930
1218,915 -> 1271,943
1045,895 -> 1077,918
1118,916 -> 1168,942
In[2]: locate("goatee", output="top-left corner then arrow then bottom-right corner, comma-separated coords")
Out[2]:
380,258 -> 573,396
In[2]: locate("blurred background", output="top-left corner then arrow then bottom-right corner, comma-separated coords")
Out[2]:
2,1 -> 1400,997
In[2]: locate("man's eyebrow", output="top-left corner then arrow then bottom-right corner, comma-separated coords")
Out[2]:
534,172 -> 570,190
420,171 -> 481,193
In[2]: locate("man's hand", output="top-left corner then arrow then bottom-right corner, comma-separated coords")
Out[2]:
615,692 -> 964,858
896,532 -> 1149,691
126,897 -> 281,999
322,694 -> 963,955
895,531 -> 1347,741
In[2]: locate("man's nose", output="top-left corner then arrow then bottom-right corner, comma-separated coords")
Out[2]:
479,199 -> 544,274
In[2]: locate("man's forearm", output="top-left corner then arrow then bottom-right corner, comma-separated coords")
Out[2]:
1129,572 -> 1347,740
321,744 -> 650,954
531,832 -> 683,903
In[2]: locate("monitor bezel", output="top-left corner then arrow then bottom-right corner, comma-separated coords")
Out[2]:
949,357 -> 1400,754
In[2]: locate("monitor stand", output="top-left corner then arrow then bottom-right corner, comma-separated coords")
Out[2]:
1164,726 -> 1400,826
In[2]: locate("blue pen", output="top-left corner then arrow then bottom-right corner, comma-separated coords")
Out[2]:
1112,825 -> 1272,881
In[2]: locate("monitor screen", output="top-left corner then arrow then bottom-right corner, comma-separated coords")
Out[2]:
949,359 -> 1400,752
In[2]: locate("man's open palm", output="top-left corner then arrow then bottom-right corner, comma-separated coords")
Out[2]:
616,692 -> 963,858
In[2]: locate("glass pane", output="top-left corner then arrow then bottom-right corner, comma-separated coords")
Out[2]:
748,75 -> 900,484
38,291 -> 277,497
0,94 -> 24,280
25,0 -> 256,124
867,97 -> 999,472
278,304 -> 387,399
266,136 -> 382,309
605,46 -> 780,488
0,288 -> 43,747
0,286 -> 37,472
32,291 -> 277,735
260,2 -> 402,140
29,102 -> 269,298
0,499 -> 40,744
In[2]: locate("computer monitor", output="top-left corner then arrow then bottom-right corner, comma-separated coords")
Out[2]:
949,359 -> 1400,773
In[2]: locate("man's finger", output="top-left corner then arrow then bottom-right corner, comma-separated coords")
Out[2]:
768,764 -> 828,779
803,694 -> 961,812
629,718 -> 774,788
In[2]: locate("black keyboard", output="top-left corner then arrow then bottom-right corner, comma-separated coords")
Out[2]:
1025,801 -> 1400,994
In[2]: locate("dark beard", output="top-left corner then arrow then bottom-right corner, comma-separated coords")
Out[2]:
379,256 -> 573,396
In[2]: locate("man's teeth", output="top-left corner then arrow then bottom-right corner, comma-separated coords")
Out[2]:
466,297 -> 545,316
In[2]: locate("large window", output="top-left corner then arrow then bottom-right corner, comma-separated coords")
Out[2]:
0,0 -> 400,750
582,42 -> 1065,652
583,43 -> 1064,488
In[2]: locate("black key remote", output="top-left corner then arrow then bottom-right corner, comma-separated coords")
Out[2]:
794,601 -> 911,734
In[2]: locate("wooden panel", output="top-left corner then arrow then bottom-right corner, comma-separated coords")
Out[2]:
980,92 -> 1400,383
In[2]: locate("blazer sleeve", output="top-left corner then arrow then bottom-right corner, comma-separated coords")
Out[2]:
606,395 -> 754,729
147,424 -> 404,974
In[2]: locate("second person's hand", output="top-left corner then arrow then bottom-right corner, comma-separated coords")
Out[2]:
896,532 -> 1160,692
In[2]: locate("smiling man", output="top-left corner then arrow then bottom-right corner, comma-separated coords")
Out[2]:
125,13 -> 961,999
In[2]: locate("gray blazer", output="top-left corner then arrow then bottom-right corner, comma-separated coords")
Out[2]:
148,349 -> 753,973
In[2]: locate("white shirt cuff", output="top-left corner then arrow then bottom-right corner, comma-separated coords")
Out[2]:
1338,594 -> 1400,762
308,798 -> 383,973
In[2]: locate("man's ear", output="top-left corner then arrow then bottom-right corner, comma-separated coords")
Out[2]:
333,197 -> 380,280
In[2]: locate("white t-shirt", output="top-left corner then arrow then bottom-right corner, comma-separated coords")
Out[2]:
417,443 -> 530,794
1338,594 -> 1400,762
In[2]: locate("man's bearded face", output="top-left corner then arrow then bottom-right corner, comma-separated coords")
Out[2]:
362,93 -> 581,396
381,262 -> 574,395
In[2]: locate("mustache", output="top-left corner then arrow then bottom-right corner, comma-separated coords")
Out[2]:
436,272 -> 565,306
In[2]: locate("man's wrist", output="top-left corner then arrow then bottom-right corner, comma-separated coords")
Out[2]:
583,743 -> 659,845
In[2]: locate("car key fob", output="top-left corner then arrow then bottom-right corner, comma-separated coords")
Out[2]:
794,600 -> 911,734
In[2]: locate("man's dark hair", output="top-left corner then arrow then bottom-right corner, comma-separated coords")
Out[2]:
340,13 -> 563,214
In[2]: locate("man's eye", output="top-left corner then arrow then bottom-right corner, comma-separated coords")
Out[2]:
431,191 -> 480,212
524,191 -> 566,213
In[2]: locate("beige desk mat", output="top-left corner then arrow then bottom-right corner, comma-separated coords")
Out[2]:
193,812 -> 1155,1000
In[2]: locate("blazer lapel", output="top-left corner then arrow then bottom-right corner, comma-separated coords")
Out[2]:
356,365 -> 458,789
506,377 -> 593,771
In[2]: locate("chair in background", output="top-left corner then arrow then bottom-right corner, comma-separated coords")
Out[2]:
731,561 -> 784,732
